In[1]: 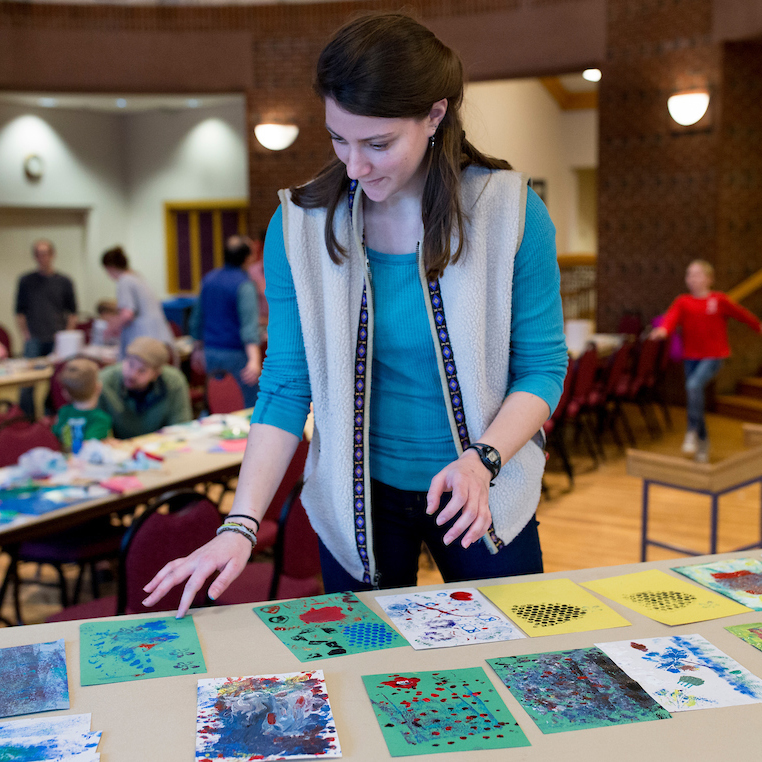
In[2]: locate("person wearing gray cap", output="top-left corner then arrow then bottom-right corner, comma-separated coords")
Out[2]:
98,337 -> 192,439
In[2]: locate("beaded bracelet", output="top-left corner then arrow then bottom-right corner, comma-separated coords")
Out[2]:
225,514 -> 261,532
216,522 -> 258,549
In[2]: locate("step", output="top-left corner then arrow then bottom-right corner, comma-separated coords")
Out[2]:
714,394 -> 762,424
737,377 -> 762,400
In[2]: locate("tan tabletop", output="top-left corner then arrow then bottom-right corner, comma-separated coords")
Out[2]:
1,551 -> 761,760
0,441 -> 244,546
0,363 -> 53,420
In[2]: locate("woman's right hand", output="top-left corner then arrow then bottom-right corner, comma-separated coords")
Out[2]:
649,326 -> 668,341
142,530 -> 252,618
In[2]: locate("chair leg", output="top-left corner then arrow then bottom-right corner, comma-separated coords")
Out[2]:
554,431 -> 574,488
52,563 -> 70,608
616,402 -> 637,446
0,551 -> 21,626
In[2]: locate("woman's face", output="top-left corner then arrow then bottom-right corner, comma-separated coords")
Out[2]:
104,266 -> 122,281
325,97 -> 446,205
685,262 -> 712,295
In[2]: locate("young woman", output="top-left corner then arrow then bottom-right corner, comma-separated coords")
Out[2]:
651,259 -> 762,462
101,246 -> 174,360
143,13 -> 567,616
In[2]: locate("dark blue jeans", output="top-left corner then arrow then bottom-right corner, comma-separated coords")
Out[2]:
319,478 -> 544,593
684,358 -> 723,440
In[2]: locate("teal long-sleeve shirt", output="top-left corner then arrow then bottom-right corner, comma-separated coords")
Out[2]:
251,187 -> 567,491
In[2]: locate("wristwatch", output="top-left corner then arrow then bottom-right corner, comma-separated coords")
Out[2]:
464,442 -> 502,483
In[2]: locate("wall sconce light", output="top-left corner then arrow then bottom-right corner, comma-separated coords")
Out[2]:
254,123 -> 299,151
667,90 -> 710,126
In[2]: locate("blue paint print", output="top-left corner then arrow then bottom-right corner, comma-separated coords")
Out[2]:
0,713 -> 90,741
80,616 -> 206,686
0,729 -> 100,760
0,639 -> 69,719
196,670 -> 341,761
596,634 -> 762,712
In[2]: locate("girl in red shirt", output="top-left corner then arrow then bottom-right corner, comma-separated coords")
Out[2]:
652,260 -> 762,462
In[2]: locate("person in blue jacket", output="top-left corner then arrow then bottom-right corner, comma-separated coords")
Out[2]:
190,236 -> 263,408
144,12 -> 568,616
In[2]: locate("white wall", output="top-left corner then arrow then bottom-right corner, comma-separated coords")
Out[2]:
463,79 -> 598,254
123,103 -> 248,294
0,99 -> 247,349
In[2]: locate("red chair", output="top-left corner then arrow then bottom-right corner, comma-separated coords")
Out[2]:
207,372 -> 245,414
563,345 -> 602,465
0,401 -> 27,428
216,494 -> 322,606
617,338 -> 666,439
47,489 -> 222,622
0,324 -> 12,357
543,359 -> 574,486
0,420 -> 61,467
590,339 -> 637,449
168,320 -> 184,338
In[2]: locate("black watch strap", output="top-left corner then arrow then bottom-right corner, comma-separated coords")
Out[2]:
464,442 -> 502,482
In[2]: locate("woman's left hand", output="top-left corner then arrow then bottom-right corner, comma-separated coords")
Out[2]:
426,449 -> 494,549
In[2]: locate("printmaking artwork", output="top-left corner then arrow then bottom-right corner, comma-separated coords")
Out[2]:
80,616 -> 206,686
253,591 -> 406,662
726,622 -> 762,653
0,714 -> 91,742
0,639 -> 69,718
375,588 -> 525,649
362,667 -> 530,756
196,670 -> 341,761
596,634 -> 762,712
479,578 -> 630,636
674,558 -> 762,610
0,728 -> 101,761
487,647 -> 671,733
583,569 -> 751,625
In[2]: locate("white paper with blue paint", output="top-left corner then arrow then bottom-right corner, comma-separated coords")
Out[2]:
375,588 -> 526,649
596,634 -> 762,712
0,713 -> 91,741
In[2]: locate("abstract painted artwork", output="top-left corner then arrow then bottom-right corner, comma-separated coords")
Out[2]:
487,647 -> 671,733
479,578 -> 630,636
375,588 -> 525,649
726,622 -> 762,653
253,592 -> 406,662
583,569 -> 751,625
80,616 -> 206,686
596,634 -> 762,712
362,667 -> 530,756
674,557 -> 762,610
196,670 -> 341,761
0,639 -> 69,718
0,713 -> 100,761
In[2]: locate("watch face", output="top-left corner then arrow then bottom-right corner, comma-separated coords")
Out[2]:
485,449 -> 500,465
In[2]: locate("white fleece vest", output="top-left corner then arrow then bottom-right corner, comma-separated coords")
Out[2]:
279,166 -> 546,584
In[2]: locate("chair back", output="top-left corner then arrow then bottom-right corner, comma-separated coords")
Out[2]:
168,320 -> 183,338
0,324 -> 12,356
548,359 -> 573,423
262,438 -> 309,523
0,401 -> 27,428
207,372 -> 245,414
48,362 -> 70,412
603,340 -> 634,397
570,345 -> 598,407
0,421 -> 61,467
270,495 -> 321,599
630,338 -> 662,393
119,489 -> 221,614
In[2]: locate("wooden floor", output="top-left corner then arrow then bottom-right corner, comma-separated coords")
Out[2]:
3,403 -> 761,625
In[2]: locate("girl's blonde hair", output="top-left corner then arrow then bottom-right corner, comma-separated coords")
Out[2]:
688,259 -> 715,280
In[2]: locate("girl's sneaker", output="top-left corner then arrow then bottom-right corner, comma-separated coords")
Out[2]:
681,430 -> 698,455
695,439 -> 710,463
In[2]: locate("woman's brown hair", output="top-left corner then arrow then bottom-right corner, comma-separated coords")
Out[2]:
290,12 -> 510,280
101,246 -> 129,271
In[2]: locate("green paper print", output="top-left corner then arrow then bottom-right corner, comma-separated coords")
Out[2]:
362,667 -> 530,757
674,558 -> 762,610
487,647 -> 671,734
253,591 -> 406,662
726,622 -> 762,653
80,616 -> 206,686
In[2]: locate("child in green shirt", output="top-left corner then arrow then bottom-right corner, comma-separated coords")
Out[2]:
53,357 -> 112,453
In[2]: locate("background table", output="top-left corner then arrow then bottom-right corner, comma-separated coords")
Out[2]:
1,551 -> 761,761
0,364 -> 53,420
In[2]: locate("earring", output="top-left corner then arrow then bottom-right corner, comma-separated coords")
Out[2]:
429,134 -> 435,149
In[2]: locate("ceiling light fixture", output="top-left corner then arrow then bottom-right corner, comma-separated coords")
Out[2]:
667,90 -> 710,126
254,123 -> 299,151
582,68 -> 602,83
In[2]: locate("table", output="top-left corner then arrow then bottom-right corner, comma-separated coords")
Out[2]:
0,362 -> 53,420
628,446 -> 762,560
1,551 -> 761,760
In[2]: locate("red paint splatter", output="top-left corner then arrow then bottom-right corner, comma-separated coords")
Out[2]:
299,606 -> 345,623
712,570 -> 752,580
383,677 -> 421,690
138,643 -> 157,650
267,713 -> 276,725
449,591 -> 473,601
631,642 -> 648,651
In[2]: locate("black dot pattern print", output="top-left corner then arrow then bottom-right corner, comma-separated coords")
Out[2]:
510,603 -> 587,627
627,590 -> 696,611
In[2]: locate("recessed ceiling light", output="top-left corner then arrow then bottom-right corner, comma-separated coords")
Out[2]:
116,98 -> 127,109
582,68 -> 602,83
38,97 -> 58,108
187,99 -> 200,108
